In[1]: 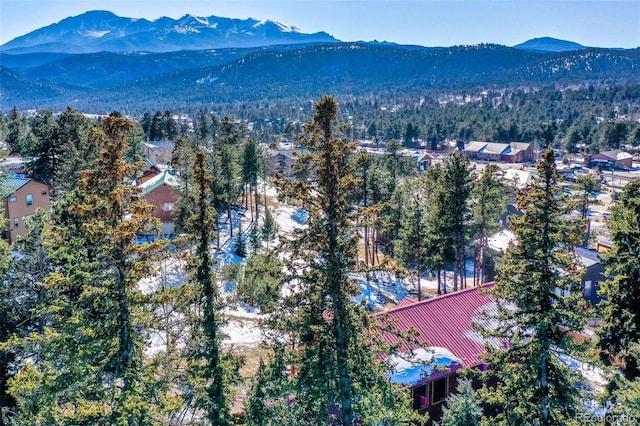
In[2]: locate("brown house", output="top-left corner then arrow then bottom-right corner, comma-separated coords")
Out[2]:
501,142 -> 534,163
138,169 -> 180,236
586,150 -> 633,170
267,150 -> 298,178
464,141 -> 533,163
1,174 -> 50,243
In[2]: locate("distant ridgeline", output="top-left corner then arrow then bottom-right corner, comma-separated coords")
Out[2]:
1,11 -> 639,113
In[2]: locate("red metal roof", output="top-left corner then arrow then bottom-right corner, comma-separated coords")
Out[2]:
395,297 -> 417,308
375,284 -> 497,368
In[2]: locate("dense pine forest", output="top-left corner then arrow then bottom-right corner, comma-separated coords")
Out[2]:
1,87 -> 640,426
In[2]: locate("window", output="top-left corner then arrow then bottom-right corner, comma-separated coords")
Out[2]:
163,202 -> 174,211
431,377 -> 448,405
26,194 -> 33,206
9,196 -> 16,203
412,384 -> 429,410
14,218 -> 19,228
584,280 -> 592,297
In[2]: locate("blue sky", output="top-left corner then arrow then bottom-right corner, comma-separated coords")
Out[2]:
1,0 -> 639,48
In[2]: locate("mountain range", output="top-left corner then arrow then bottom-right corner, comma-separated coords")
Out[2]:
0,10 -> 338,54
1,11 -> 639,114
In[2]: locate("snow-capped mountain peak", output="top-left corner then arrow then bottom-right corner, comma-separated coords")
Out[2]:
1,10 -> 338,54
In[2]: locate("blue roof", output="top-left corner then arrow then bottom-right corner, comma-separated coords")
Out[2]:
0,174 -> 31,197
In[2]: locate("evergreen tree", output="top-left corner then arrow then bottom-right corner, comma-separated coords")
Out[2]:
441,152 -> 474,290
354,151 -> 373,267
23,109 -> 60,186
212,117 -> 242,238
244,347 -> 295,426
395,180 -> 428,300
7,116 -> 167,424
163,110 -> 178,141
140,111 -> 152,139
171,136 -> 198,234
149,111 -> 162,140
0,167 -> 18,425
439,377 -> 483,426
272,96 -> 419,425
55,107 -> 98,193
479,147 -> 589,426
261,207 -> 277,250
236,252 -> 283,313
125,122 -> 145,166
597,180 -> 640,380
242,137 -> 261,221
195,109 -> 211,141
184,151 -> 241,425
249,224 -> 262,255
235,221 -> 247,258
470,164 -> 505,285
423,163 -> 455,294
5,106 -> 28,154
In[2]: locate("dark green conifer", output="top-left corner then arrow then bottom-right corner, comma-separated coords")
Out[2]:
184,152 -> 241,426
268,95 -> 418,425
480,147 -> 589,425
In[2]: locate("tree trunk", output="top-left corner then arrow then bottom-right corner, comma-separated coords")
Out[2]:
541,352 -> 550,426
216,216 -> 221,250
453,258 -> 459,292
443,269 -> 448,294
417,265 -> 422,301
364,224 -> 369,268
228,202 -> 233,238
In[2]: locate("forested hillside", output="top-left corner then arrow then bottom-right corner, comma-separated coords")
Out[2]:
2,42 -> 639,113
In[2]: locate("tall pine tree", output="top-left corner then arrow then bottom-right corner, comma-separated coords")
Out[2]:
470,164 -> 506,285
269,96 -> 418,425
183,152 -> 241,425
8,116 -> 167,424
479,147 -> 589,426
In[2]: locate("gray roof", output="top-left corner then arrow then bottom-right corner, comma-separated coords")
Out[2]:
599,150 -> 632,161
0,174 -> 30,197
464,141 -> 488,152
482,143 -> 509,155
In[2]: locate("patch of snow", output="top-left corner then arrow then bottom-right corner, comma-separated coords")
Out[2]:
84,30 -> 110,38
488,229 -> 516,253
222,318 -> 265,348
387,347 -> 462,385
139,257 -> 187,295
555,350 -> 608,395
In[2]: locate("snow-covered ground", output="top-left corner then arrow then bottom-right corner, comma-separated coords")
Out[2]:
141,183 -> 484,354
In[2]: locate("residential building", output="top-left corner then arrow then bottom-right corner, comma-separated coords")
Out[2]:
502,169 -> 537,189
402,151 -> 434,173
137,169 -> 180,236
267,150 -> 298,178
586,150 -> 633,170
575,247 -> 608,308
374,285 -> 500,422
463,141 -> 489,159
463,142 -> 534,163
501,142 -> 534,163
1,174 -> 50,243
143,141 -> 175,168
